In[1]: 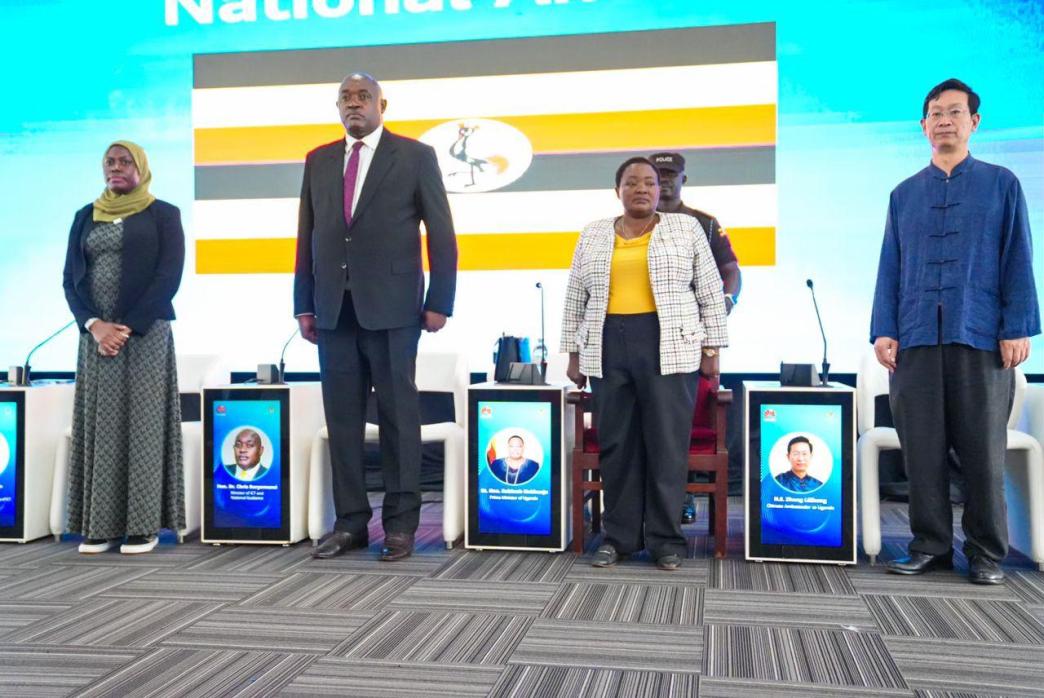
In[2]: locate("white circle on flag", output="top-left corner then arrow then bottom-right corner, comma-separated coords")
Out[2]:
420,118 -> 533,193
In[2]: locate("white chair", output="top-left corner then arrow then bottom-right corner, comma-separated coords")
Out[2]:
857,350 -> 1044,569
1011,381 -> 1044,570
1022,383 -> 1044,454
308,352 -> 468,548
50,354 -> 228,543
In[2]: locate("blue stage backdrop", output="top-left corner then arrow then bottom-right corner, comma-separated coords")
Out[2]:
0,1 -> 1040,375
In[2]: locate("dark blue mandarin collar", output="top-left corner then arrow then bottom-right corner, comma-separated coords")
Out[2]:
927,152 -> 976,180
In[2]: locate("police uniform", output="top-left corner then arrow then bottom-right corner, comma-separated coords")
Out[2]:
649,152 -> 740,294
675,203 -> 738,275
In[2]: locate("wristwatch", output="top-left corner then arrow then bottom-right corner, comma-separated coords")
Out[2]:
701,347 -> 718,358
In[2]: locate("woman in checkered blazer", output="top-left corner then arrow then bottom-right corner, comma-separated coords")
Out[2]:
560,157 -> 728,571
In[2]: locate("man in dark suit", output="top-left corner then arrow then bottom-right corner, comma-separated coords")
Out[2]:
294,72 -> 457,561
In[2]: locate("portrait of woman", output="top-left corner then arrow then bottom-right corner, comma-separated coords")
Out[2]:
560,156 -> 728,570
62,141 -> 185,554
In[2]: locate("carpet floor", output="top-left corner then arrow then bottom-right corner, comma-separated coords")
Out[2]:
0,497 -> 1041,697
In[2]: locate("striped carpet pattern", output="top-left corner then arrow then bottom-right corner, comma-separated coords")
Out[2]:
77,649 -> 315,698
703,624 -> 906,688
541,582 -> 703,625
0,497 -> 1041,695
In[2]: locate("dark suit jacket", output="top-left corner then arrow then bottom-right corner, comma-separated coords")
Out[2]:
293,130 -> 457,330
62,200 -> 185,336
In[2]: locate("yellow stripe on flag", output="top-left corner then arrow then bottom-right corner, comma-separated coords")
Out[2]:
196,228 -> 775,274
194,105 -> 776,165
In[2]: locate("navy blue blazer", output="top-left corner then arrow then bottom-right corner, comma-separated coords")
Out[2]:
62,200 -> 185,336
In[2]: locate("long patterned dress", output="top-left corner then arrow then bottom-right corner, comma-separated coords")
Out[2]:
66,220 -> 185,538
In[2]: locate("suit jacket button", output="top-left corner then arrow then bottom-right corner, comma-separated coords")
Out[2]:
340,263 -> 347,270
345,236 -> 351,242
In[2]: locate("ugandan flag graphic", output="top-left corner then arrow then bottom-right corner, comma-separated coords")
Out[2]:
192,22 -> 777,275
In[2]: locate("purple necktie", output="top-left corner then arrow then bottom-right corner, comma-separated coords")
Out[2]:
343,140 -> 364,228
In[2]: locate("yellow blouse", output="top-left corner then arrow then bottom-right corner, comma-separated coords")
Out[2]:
607,231 -> 657,314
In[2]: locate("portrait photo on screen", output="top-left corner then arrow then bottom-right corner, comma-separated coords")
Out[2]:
485,429 -> 544,487
0,403 -> 17,530
0,431 -> 9,478
768,432 -> 833,494
221,426 -> 275,482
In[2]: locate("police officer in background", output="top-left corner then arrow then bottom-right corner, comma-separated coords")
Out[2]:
652,152 -> 741,313
652,152 -> 742,524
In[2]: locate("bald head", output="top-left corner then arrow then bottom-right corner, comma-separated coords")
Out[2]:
340,72 -> 381,94
233,429 -> 264,470
337,72 -> 386,138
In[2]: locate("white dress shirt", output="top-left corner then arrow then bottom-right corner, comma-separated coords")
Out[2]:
344,125 -> 383,213
234,465 -> 262,481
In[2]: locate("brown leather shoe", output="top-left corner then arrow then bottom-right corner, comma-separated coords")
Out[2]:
380,531 -> 415,561
312,531 -> 368,559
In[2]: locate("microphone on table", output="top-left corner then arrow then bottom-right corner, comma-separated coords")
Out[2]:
806,278 -> 830,386
9,320 -> 76,386
257,328 -> 300,385
535,282 -> 547,383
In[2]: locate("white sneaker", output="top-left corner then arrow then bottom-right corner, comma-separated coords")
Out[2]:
78,538 -> 118,554
120,535 -> 159,554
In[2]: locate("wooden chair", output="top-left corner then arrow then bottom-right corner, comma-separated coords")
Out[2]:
569,379 -> 731,557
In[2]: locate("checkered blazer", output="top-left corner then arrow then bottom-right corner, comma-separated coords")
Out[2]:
559,213 -> 729,378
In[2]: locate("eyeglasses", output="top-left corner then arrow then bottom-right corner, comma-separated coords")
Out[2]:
925,108 -> 971,122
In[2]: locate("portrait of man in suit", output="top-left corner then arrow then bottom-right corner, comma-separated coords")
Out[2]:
223,427 -> 269,482
294,72 -> 457,562
774,435 -> 824,493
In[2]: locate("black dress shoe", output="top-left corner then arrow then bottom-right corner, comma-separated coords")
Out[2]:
885,551 -> 953,575
380,532 -> 415,561
313,531 -> 368,559
591,544 -> 618,568
656,554 -> 682,571
968,556 -> 1005,585
681,494 -> 696,524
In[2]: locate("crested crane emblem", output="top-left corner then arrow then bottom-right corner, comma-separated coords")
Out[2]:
420,118 -> 533,193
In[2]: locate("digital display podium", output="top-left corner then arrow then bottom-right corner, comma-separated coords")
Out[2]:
0,382 -> 74,543
465,382 -> 572,551
0,393 -> 24,538
202,383 -> 322,545
744,382 -> 856,564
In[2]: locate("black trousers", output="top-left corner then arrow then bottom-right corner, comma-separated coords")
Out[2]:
590,313 -> 698,558
317,292 -> 423,535
890,344 -> 1014,560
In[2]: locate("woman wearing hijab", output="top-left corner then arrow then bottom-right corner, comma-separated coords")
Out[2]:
561,157 -> 728,571
62,141 -> 185,554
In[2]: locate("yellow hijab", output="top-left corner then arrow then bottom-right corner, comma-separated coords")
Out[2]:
92,140 -> 156,222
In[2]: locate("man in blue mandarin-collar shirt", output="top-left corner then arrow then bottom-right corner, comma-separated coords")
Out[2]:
871,78 -> 1040,585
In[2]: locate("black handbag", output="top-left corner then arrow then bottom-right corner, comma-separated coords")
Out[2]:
492,335 -> 530,382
